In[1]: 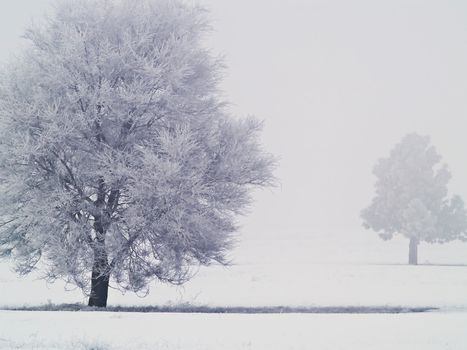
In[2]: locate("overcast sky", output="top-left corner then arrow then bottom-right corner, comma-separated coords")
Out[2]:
1,0 -> 467,259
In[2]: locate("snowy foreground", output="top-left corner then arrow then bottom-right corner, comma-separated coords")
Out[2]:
2,232 -> 467,307
1,262 -> 467,350
2,262 -> 467,308
2,235 -> 467,349
1,310 -> 467,350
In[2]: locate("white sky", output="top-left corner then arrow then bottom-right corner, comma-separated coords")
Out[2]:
204,0 -> 467,240
1,0 -> 467,258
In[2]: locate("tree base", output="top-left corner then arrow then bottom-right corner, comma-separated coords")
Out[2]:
88,269 -> 110,307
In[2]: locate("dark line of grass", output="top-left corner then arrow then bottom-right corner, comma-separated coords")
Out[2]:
1,303 -> 438,314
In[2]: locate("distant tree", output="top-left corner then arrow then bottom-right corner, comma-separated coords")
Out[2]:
361,134 -> 467,265
0,0 -> 275,307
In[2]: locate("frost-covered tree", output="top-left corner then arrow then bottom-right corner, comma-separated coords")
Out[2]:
0,0 -> 275,307
361,134 -> 467,265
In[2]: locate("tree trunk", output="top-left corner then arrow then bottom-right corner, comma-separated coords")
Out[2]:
88,250 -> 110,307
408,237 -> 418,265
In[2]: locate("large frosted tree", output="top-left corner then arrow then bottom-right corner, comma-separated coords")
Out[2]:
0,0 -> 274,307
361,134 -> 467,265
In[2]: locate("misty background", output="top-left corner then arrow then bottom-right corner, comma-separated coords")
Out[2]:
1,0 -> 467,272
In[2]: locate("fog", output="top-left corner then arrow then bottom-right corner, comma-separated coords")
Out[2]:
2,3 -> 467,349
1,0 -> 467,266
203,0 -> 467,240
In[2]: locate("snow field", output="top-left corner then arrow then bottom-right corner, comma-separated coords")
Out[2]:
2,262 -> 467,309
1,310 -> 466,350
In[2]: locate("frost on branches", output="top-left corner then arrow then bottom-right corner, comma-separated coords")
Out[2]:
361,134 -> 467,265
0,0 -> 275,306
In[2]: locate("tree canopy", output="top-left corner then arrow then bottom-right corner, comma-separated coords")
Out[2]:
361,134 -> 467,263
0,0 -> 275,305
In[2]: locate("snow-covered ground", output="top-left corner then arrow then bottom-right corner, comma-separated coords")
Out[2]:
2,262 -> 467,309
1,310 -> 467,350
1,232 -> 467,349
2,232 -> 467,308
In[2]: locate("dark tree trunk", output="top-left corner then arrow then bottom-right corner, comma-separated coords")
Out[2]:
408,237 -> 418,265
88,180 -> 115,307
88,213 -> 110,308
88,252 -> 110,307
